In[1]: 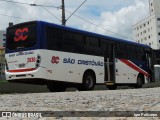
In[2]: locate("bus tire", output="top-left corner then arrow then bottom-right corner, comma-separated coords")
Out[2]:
77,72 -> 95,91
47,83 -> 66,92
135,75 -> 143,88
106,85 -> 117,90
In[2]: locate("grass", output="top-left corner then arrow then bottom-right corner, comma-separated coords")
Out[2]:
0,80 -> 7,83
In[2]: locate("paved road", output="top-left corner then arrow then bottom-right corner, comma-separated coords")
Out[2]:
0,87 -> 159,120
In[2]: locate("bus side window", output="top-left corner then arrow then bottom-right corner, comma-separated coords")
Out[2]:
72,33 -> 83,44
115,43 -> 127,59
46,27 -> 63,50
63,31 -> 73,42
101,40 -> 113,60
52,28 -> 63,42
129,46 -> 136,60
46,27 -> 55,49
73,33 -> 84,52
62,31 -> 75,52
126,45 -> 130,60
136,47 -> 145,61
85,36 -> 100,47
84,36 -> 101,55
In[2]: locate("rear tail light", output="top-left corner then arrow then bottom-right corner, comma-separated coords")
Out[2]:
36,54 -> 41,69
5,59 -> 9,71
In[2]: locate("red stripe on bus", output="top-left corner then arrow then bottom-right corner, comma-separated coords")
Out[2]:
119,59 -> 149,77
8,68 -> 36,73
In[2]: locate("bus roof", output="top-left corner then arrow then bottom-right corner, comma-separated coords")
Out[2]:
8,20 -> 151,49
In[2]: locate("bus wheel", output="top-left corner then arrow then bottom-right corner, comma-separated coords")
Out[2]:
106,85 -> 117,90
77,72 -> 95,91
47,84 -> 66,92
135,75 -> 143,88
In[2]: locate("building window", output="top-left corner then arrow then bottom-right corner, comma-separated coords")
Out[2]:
141,32 -> 142,35
143,30 -> 146,34
148,21 -> 149,25
151,9 -> 154,12
144,23 -> 146,27
151,3 -> 153,6
3,39 -> 5,41
140,26 -> 142,29
158,33 -> 160,35
144,37 -> 147,40
157,18 -> 160,21
148,35 -> 151,39
3,43 -> 5,47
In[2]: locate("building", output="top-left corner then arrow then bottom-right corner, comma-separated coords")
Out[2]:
133,0 -> 160,49
0,22 -> 13,47
0,47 -> 5,80
0,30 -> 6,47
0,31 -> 6,80
0,23 -> 13,80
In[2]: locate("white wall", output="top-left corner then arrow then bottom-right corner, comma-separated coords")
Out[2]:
133,0 -> 160,49
150,0 -> 160,15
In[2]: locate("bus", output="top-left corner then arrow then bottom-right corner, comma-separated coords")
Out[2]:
5,21 -> 155,92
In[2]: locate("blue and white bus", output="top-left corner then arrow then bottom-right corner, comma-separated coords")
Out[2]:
5,21 -> 155,92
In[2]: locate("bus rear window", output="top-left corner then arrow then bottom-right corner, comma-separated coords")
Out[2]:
6,23 -> 37,50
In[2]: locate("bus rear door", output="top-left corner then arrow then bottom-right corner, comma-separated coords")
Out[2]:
103,42 -> 115,84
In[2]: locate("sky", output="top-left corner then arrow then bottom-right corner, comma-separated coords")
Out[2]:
0,0 -> 150,41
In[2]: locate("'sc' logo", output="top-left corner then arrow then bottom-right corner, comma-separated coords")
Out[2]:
51,56 -> 60,64
14,28 -> 29,42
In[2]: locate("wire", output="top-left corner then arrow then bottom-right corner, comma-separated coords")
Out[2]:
0,0 -> 60,9
30,4 -> 60,9
65,9 -> 131,40
0,0 -> 132,39
0,13 -> 33,20
40,6 -> 61,22
0,0 -> 30,5
66,0 -> 87,22
0,0 -> 61,22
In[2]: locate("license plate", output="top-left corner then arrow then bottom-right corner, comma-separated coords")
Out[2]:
19,64 -> 25,68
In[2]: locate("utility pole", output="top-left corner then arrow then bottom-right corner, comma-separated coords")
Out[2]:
61,0 -> 66,26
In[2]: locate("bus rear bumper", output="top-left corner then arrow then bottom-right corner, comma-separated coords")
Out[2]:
5,67 -> 47,81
